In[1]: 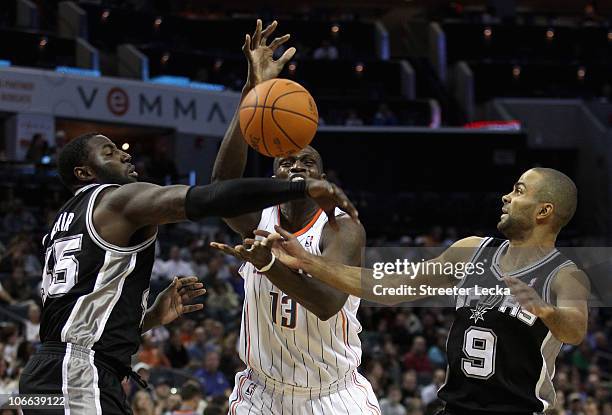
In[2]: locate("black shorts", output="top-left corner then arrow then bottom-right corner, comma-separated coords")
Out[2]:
18,342 -> 132,415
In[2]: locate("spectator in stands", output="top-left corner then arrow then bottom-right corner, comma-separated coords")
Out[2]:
165,329 -> 190,369
373,103 -> 399,126
25,133 -> 50,163
24,303 -> 40,343
160,246 -> 195,282
403,336 -> 432,374
1,199 -> 37,234
165,393 -> 183,414
313,40 -> 339,60
420,369 -> 445,406
427,328 -> 447,369
193,351 -> 230,398
380,384 -> 407,415
190,247 -> 210,280
152,378 -> 171,414
0,358 -> 17,396
172,380 -> 205,414
138,334 -> 170,368
3,266 -> 32,304
206,278 -> 239,322
345,109 -> 364,126
187,326 -> 214,363
567,393 -> 584,415
131,390 -> 155,415
0,282 -> 16,305
400,370 -> 419,404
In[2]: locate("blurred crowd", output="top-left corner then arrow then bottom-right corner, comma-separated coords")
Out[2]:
0,192 -> 611,415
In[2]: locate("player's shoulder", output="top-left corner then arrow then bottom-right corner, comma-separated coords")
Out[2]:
450,236 -> 486,249
320,215 -> 365,249
442,236 -> 487,263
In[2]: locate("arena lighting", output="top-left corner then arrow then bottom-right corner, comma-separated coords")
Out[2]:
121,143 -> 130,151
577,66 -> 586,81
39,37 -> 48,49
483,26 -> 492,40
55,66 -> 101,77
148,75 -> 225,91
331,24 -> 340,34
161,52 -> 170,64
101,9 -> 110,22
512,65 -> 521,79
170,388 -> 178,395
154,17 -> 162,29
355,62 -> 365,73
288,61 -> 297,74
213,59 -> 223,71
546,28 -> 555,41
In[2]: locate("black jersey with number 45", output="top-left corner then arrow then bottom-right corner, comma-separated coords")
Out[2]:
438,237 -> 576,414
39,184 -> 156,365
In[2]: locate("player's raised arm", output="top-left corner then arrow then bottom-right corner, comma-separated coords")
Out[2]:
211,19 -> 296,237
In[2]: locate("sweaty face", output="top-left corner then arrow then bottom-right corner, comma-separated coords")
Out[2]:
86,136 -> 138,185
497,170 -> 543,238
274,148 -> 323,182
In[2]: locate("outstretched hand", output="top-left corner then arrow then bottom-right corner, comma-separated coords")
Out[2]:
153,276 -> 207,326
210,225 -> 310,271
243,19 -> 296,91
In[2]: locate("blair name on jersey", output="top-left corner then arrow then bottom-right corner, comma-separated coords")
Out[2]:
50,212 -> 75,241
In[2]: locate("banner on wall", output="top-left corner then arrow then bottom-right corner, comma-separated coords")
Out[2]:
0,67 -> 240,136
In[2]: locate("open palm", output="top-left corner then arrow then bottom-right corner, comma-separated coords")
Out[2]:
243,19 -> 296,88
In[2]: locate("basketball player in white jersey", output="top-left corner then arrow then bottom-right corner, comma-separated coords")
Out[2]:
210,20 -> 380,414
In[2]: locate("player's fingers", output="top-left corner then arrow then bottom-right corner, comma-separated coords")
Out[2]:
276,47 -> 296,66
269,34 -> 290,50
260,20 -> 278,45
186,288 -> 207,299
177,276 -> 199,284
254,229 -> 271,238
325,210 -> 339,230
242,34 -> 251,55
182,304 -> 204,314
253,19 -> 263,48
331,185 -> 359,222
273,225 -> 293,240
210,242 -> 239,257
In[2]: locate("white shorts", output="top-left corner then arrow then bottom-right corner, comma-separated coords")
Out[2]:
228,368 -> 381,415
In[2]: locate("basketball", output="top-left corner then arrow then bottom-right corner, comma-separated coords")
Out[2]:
239,78 -> 319,157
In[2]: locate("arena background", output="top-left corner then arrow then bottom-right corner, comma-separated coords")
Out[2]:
0,0 -> 612,414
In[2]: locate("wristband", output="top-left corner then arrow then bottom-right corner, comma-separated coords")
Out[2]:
256,253 -> 276,273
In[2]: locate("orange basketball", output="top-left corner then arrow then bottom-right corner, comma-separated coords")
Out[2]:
239,78 -> 319,157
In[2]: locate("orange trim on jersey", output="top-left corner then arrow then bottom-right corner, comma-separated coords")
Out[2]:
276,206 -> 324,237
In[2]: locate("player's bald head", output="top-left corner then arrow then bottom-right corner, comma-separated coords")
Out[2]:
273,145 -> 324,172
530,168 -> 577,231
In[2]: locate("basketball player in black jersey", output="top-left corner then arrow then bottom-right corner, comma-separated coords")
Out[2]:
225,167 -> 590,415
17,129 -> 357,414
